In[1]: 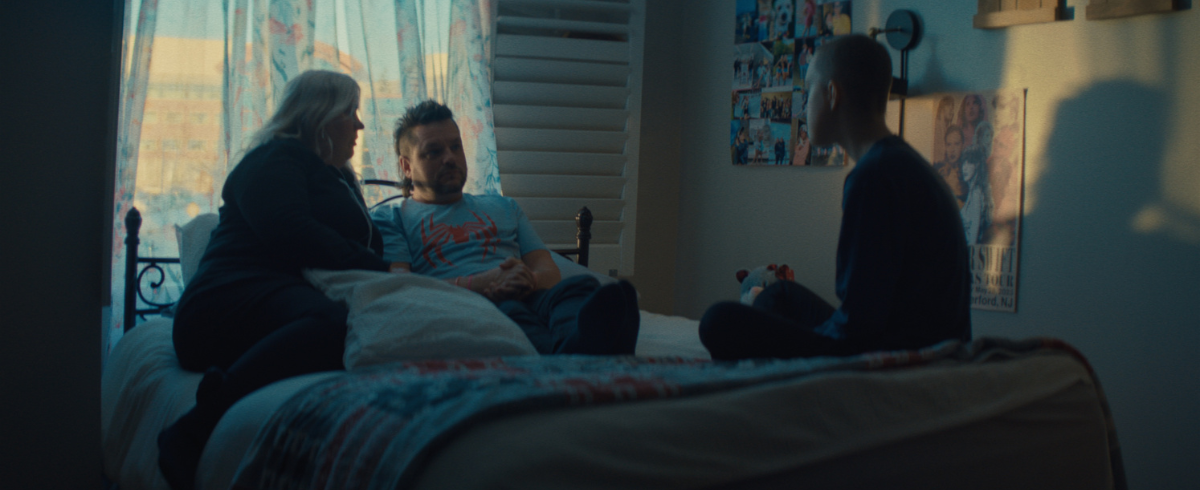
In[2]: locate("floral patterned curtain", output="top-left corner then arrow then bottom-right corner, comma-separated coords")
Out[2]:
108,0 -> 159,361
107,0 -> 500,357
447,0 -> 501,195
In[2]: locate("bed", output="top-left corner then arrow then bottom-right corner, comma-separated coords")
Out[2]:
103,201 -> 1127,490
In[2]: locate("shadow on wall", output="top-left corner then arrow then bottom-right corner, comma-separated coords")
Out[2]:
1028,79 -> 1200,487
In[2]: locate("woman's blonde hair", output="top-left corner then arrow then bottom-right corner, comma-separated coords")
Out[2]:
248,70 -> 360,168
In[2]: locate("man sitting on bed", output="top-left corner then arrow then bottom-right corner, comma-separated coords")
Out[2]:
699,35 -> 972,360
371,100 -> 640,355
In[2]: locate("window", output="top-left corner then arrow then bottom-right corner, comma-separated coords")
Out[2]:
112,0 -> 515,343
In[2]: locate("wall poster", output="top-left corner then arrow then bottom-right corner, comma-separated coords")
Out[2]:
732,0 -> 851,166
928,89 -> 1026,312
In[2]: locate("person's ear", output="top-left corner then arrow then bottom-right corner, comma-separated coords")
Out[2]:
399,154 -> 412,178
826,79 -> 840,112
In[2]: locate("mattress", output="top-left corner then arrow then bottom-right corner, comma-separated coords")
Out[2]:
102,317 -> 1114,490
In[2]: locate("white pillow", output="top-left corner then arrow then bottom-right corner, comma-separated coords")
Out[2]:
304,269 -> 538,369
174,213 -> 219,285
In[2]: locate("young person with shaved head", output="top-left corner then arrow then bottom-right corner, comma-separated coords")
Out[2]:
700,35 -> 972,360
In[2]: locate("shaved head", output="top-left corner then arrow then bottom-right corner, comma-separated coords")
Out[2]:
809,35 -> 893,116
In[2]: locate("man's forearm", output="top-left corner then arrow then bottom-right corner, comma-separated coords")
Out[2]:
531,267 -> 560,290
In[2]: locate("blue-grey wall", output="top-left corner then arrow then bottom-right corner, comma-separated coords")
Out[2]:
653,1 -> 1199,487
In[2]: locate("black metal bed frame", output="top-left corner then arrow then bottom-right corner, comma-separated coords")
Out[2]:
122,181 -> 593,330
123,207 -> 181,331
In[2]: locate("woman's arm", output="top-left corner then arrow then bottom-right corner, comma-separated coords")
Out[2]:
234,142 -> 388,271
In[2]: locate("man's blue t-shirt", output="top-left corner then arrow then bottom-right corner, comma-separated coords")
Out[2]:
370,194 -> 547,279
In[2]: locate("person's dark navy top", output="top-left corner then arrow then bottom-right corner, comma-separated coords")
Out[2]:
816,136 -> 971,352
181,138 -> 389,308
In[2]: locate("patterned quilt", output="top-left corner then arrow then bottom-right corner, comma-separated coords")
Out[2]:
230,337 -> 1124,490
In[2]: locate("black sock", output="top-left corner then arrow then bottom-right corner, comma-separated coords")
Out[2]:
573,281 -> 641,355
615,280 -> 641,354
573,282 -> 629,355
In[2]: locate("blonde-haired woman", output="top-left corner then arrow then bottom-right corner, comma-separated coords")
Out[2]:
157,70 -> 388,490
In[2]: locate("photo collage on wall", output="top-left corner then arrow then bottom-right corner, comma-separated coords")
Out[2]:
732,0 -> 851,166
928,89 -> 1026,312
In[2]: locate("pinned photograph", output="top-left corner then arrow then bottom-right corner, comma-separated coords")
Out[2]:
730,0 -> 850,166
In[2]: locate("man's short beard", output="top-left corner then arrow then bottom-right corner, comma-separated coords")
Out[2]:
414,180 -> 463,195
413,166 -> 465,195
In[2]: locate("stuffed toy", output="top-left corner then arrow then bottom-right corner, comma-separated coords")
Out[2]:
736,264 -> 794,305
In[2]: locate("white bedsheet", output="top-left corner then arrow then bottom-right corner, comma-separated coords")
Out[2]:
101,318 -> 200,490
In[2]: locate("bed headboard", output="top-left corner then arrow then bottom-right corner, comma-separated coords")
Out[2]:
122,193 -> 594,330
123,207 -> 181,331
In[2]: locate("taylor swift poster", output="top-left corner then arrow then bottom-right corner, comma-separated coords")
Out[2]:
929,89 -> 1026,312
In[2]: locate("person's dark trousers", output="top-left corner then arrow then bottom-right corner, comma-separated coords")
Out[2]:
498,275 -> 639,355
699,280 -> 846,361
159,282 -> 349,490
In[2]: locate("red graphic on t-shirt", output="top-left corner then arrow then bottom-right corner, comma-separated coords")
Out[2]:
419,211 -> 499,267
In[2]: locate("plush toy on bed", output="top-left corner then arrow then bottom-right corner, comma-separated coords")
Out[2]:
736,264 -> 795,305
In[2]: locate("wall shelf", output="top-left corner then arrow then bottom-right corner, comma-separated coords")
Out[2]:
974,0 -> 1066,29
1086,0 -> 1182,20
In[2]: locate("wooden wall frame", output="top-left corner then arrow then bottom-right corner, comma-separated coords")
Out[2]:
974,0 -> 1066,29
1086,0 -> 1182,20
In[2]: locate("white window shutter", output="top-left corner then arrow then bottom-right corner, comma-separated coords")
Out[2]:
493,0 -> 645,277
